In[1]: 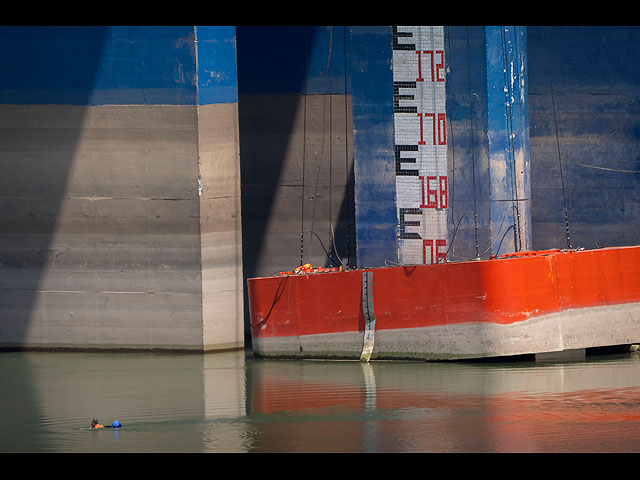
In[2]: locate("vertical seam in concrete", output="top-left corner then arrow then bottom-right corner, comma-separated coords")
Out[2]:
193,26 -> 206,348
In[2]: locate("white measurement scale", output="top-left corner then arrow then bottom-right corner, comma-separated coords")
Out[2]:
392,26 -> 449,265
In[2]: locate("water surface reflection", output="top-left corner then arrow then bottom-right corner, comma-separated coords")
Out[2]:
2,349 -> 640,452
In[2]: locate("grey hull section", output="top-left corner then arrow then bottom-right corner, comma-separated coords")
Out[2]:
252,302 -> 640,361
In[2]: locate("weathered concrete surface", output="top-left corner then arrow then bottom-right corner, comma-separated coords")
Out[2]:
197,102 -> 244,351
486,27 -> 532,255
527,26 -> 640,251
350,26 -> 398,268
238,93 -> 355,279
446,26 -> 640,260
444,26 -> 492,262
0,103 -> 243,351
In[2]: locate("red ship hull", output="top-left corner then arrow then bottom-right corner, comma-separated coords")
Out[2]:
248,245 -> 640,360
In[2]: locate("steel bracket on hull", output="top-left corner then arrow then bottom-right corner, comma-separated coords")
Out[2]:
360,271 -> 376,362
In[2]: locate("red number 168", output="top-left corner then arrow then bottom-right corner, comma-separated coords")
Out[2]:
420,175 -> 448,209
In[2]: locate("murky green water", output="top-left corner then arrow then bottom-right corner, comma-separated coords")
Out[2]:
2,348 -> 640,452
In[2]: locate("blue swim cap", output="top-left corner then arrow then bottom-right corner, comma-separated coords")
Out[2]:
112,420 -> 121,428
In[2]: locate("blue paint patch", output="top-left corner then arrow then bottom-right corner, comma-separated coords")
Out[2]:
196,26 -> 239,105
0,26 -> 197,105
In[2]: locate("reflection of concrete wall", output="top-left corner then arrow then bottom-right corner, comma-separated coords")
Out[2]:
5,351 -> 247,452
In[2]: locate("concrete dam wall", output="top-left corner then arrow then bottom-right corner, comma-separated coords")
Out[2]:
1,26 -> 640,352
0,27 -> 243,351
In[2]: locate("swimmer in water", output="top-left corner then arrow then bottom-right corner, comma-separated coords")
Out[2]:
91,419 -> 105,429
90,418 -> 121,429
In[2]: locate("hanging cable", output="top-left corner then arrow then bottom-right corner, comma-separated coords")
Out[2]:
481,204 -> 519,257
330,224 -> 348,269
466,26 -> 480,259
343,26 -> 352,268
307,26 -> 335,268
445,27 -> 457,230
300,33 -> 311,267
445,26 -> 481,262
544,27 -> 572,250
328,26 -> 334,267
435,210 -> 477,263
501,27 -> 523,252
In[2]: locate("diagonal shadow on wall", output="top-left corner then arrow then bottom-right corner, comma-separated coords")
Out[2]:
236,26 -> 356,342
0,26 -> 109,451
0,26 -> 110,348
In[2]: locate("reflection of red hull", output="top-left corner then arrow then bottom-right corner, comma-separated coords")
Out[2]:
248,245 -> 640,360
247,360 -> 640,452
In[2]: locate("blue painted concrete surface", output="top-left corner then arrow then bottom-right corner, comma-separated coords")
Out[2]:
485,26 -> 531,254
1,25 -> 639,270
0,26 -> 198,105
0,26 -> 241,107
527,26 -> 640,250
236,26 -> 347,96
348,26 -> 398,268
196,26 -> 239,105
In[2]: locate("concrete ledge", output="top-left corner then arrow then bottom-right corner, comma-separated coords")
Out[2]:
535,348 -> 585,362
